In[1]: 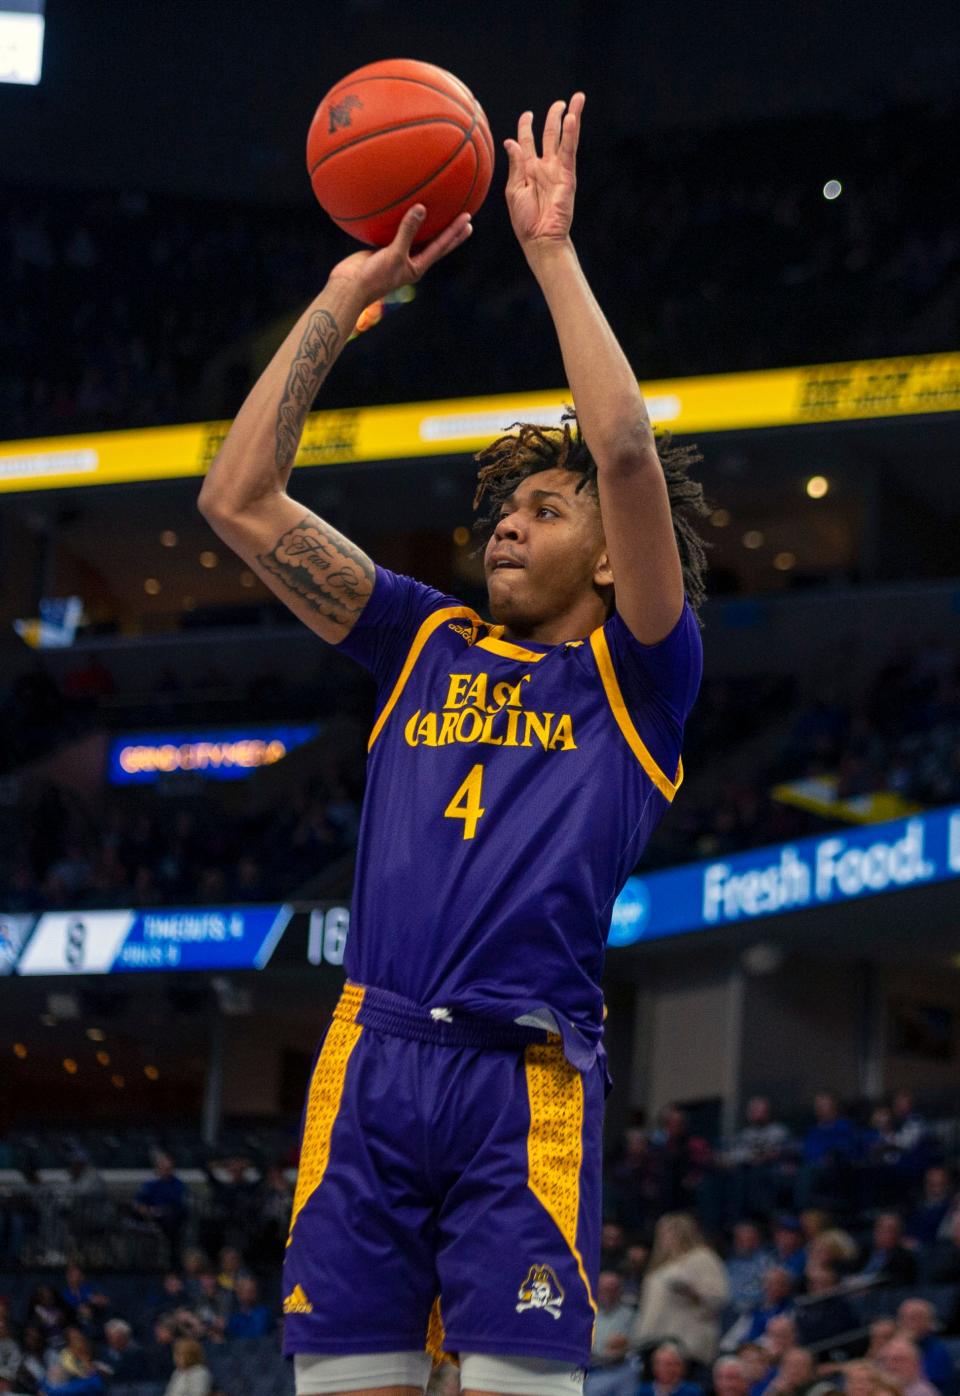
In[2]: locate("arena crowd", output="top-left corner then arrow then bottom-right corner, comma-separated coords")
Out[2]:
1,1090 -> 960,1396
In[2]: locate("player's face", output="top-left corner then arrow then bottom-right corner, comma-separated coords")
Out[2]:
483,467 -> 611,630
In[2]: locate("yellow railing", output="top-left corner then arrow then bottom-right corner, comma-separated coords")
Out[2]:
1,351 -> 957,494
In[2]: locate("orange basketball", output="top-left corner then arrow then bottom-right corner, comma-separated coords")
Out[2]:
307,58 -> 494,247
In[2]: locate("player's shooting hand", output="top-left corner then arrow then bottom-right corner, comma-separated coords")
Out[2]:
328,205 -> 473,304
505,93 -> 584,253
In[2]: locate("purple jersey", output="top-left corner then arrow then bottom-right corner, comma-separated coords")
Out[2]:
334,565 -> 702,1070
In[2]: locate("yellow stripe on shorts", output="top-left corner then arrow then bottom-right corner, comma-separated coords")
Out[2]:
425,1294 -> 456,1367
523,1041 -> 597,1315
286,983 -> 365,1245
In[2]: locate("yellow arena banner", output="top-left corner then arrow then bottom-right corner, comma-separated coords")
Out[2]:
1,350 -> 958,495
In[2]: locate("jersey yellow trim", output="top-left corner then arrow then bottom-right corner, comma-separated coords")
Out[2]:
589,627 -> 683,802
524,1042 -> 597,1318
286,983 -> 365,1245
475,634 -> 547,663
367,605 -> 480,750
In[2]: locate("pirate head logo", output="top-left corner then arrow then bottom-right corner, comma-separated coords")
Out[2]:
328,94 -> 363,134
516,1263 -> 564,1320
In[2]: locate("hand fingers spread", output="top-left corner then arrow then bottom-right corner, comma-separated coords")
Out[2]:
560,92 -> 585,163
503,138 -> 524,189
517,110 -> 536,160
542,98 -> 566,154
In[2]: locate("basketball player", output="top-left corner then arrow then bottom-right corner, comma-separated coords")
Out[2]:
200,93 -> 708,1396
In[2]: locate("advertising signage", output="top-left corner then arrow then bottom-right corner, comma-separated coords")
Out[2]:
610,805 -> 960,946
108,724 -> 319,784
2,806 -> 958,975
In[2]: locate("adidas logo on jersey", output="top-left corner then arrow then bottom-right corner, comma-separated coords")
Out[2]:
283,1284 -> 313,1314
515,1263 -> 564,1320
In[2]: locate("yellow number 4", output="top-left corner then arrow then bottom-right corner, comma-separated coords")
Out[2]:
444,764 -> 486,840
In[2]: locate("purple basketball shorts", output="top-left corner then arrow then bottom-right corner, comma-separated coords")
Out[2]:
281,981 -> 602,1367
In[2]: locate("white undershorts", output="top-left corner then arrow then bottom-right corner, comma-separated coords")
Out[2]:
293,1350 -> 585,1394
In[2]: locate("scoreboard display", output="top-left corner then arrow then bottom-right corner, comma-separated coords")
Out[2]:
0,1 -> 44,85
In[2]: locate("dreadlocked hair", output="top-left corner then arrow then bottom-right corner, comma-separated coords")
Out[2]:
473,409 -> 712,623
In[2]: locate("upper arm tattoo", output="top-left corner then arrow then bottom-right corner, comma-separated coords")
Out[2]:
256,513 -> 374,629
275,308 -> 342,474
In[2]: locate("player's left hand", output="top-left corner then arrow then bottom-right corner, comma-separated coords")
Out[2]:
504,93 -> 584,250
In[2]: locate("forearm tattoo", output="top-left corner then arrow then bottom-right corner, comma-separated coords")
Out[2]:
257,514 -> 374,625
275,308 -> 342,473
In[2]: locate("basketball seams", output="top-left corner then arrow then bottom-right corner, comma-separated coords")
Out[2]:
325,72 -> 473,122
314,104 -> 483,225
319,73 -> 494,165
310,116 -> 470,178
452,139 -> 480,220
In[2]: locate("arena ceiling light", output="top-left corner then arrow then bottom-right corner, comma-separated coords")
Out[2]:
0,1 -> 44,85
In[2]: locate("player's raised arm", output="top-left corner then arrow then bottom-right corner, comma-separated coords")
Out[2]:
198,205 -> 472,643
505,95 -> 685,646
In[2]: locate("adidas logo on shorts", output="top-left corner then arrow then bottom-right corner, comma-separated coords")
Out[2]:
283,1284 -> 313,1314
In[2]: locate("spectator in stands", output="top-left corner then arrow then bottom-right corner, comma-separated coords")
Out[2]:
247,1163 -> 294,1267
41,1330 -> 104,1396
891,1092 -> 931,1178
798,1094 -> 859,1209
142,1316 -> 177,1382
866,1319 -> 898,1362
585,1272 -> 635,1396
737,1342 -> 773,1396
843,1363 -> 881,1396
714,1357 -> 750,1396
58,1152 -> 104,1199
723,1268 -> 796,1351
795,1261 -> 859,1358
752,1315 -> 798,1396
907,1166 -> 955,1246
771,1217 -> 807,1282
225,1276 -> 271,1339
862,1107 -> 907,1206
638,1343 -> 705,1396
852,1213 -> 918,1287
621,1242 -> 650,1305
201,1159 -> 260,1256
215,1245 -> 244,1295
897,1299 -> 955,1395
148,1272 -> 188,1321
601,1221 -> 628,1273
13,1325 -> 48,1395
880,1336 -> 940,1396
133,1152 -> 186,1262
929,1207 -> 960,1283
631,1214 -> 729,1374
808,1225 -> 859,1277
725,1099 -> 793,1217
609,1129 -> 655,1233
727,1221 -> 774,1312
59,1266 -> 108,1322
185,1270 -> 231,1336
648,1107 -> 714,1219
164,1338 -> 212,1396
57,1329 -> 98,1381
764,1348 -> 816,1396
24,1286 -> 70,1351
98,1319 -> 148,1383
0,1316 -> 20,1384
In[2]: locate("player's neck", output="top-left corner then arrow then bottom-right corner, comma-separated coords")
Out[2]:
501,594 -> 609,646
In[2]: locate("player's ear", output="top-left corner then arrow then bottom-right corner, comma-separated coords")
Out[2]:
593,548 -> 614,588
